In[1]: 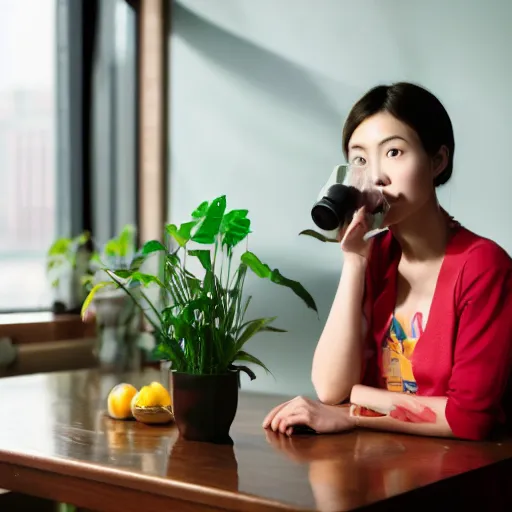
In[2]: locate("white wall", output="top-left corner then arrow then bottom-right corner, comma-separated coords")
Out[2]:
168,0 -> 512,396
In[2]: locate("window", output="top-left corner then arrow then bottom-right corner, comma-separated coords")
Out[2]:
0,0 -> 140,314
91,0 -> 137,243
0,0 -> 57,311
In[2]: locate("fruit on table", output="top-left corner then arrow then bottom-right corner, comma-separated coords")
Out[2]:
131,381 -> 174,424
107,383 -> 138,420
136,381 -> 172,407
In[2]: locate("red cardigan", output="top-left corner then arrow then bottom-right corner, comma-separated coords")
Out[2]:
361,225 -> 512,440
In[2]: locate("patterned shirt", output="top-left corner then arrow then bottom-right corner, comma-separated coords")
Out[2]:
382,312 -> 424,394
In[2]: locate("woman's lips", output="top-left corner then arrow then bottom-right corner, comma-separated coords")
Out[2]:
381,192 -> 398,204
363,190 -> 388,215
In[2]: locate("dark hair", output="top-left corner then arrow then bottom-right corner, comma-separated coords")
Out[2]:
342,82 -> 455,187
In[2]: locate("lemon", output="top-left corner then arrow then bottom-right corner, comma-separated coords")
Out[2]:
107,383 -> 138,420
135,381 -> 172,408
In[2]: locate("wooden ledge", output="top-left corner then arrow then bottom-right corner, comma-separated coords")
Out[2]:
0,313 -> 96,344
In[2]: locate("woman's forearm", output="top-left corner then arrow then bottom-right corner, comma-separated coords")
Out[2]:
312,256 -> 367,404
349,385 -> 454,438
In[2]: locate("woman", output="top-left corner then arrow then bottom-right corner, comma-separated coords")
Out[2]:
263,82 -> 512,441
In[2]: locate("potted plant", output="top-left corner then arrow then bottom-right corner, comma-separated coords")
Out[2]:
46,231 -> 93,314
82,196 -> 317,443
85,225 -> 144,372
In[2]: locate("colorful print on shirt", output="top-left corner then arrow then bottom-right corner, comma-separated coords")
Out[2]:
382,312 -> 424,394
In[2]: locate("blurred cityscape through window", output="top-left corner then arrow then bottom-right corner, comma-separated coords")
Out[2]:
0,0 -> 56,310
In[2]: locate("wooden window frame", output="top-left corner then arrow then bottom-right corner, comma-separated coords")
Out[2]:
0,313 -> 95,345
136,0 -> 168,244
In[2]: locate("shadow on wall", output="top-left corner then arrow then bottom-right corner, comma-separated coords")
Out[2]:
171,1 -> 343,132
169,2 -> 355,396
169,0 -> 349,315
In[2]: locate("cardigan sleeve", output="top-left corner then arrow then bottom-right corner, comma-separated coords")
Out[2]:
445,243 -> 512,440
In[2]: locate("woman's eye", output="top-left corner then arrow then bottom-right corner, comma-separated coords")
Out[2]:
352,156 -> 367,166
387,148 -> 402,158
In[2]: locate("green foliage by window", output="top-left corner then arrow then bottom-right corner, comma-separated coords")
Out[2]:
80,224 -> 138,292
46,231 -> 91,288
102,224 -> 137,263
82,196 -> 318,379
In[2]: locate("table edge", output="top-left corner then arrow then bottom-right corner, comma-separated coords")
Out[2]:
0,450 -> 304,512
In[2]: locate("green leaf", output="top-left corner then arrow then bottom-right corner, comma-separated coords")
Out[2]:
142,240 -> 166,255
261,325 -> 287,333
152,333 -> 187,371
192,201 -> 209,218
299,229 -> 338,243
104,239 -> 120,257
117,270 -> 165,289
166,252 -> 180,267
75,231 -> 90,246
180,221 -> 199,241
222,209 -> 248,223
153,343 -> 176,362
81,281 -> 115,319
188,249 -> 212,271
234,350 -> 272,374
90,251 -> 101,265
239,293 -> 251,323
224,264 -> 248,332
241,251 -> 270,278
270,269 -> 318,313
47,238 -> 71,256
81,274 -> 95,290
48,232 -> 89,261
164,254 -> 192,305
234,317 -> 277,353
166,221 -> 198,247
133,272 -> 165,288
129,254 -> 146,271
241,251 -> 318,313
166,225 -> 183,246
220,209 -> 251,248
186,275 -> 202,297
163,310 -> 190,343
118,224 -> 136,256
230,365 -> 256,381
182,297 -> 212,323
202,269 -> 216,297
46,254 -> 67,273
191,196 -> 227,244
112,269 -> 133,279
161,306 -> 175,323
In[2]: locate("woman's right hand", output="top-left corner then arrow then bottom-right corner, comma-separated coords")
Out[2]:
338,207 -> 372,262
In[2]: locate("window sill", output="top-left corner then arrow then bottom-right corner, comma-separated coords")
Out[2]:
0,312 -> 95,344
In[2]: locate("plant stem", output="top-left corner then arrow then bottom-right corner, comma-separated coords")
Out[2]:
105,270 -> 162,330
167,265 -> 187,304
226,247 -> 232,292
235,267 -> 248,331
139,289 -> 165,326
212,234 -> 219,276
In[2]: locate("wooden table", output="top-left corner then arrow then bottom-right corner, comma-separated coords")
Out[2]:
0,369 -> 511,511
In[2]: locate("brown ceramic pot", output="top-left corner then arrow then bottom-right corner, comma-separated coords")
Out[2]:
171,371 -> 239,444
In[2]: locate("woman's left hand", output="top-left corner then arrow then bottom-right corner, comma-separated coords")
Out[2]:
262,396 -> 355,436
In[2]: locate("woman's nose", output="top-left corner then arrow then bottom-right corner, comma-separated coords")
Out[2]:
370,165 -> 390,188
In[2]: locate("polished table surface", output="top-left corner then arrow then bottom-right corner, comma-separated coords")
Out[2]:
0,369 -> 511,511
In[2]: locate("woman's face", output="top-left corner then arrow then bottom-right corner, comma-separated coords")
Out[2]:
347,111 -> 443,227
